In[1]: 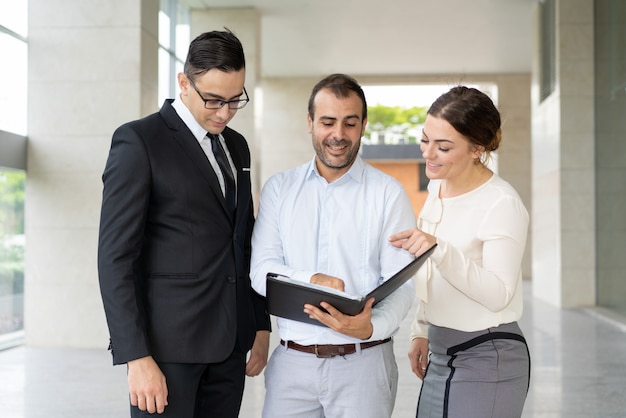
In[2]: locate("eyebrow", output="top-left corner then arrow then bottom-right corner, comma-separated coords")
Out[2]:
422,129 -> 454,143
202,91 -> 244,100
319,114 -> 361,122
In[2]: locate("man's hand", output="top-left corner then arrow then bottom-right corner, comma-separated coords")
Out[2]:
310,273 -> 345,292
127,356 -> 168,414
303,297 -> 374,340
246,330 -> 270,377
408,337 -> 429,380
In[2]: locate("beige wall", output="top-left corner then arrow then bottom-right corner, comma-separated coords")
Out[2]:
25,0 -> 159,347
530,0 -> 595,307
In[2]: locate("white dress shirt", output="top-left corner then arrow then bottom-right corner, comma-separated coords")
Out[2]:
171,98 -> 237,196
411,174 -> 529,339
251,155 -> 416,345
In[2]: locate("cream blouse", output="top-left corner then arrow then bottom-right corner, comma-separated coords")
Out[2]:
411,174 -> 529,339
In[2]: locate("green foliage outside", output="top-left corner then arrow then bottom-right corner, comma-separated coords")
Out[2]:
365,104 -> 428,143
0,170 -> 25,235
0,170 -> 25,298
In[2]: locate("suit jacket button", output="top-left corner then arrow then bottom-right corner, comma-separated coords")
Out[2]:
228,276 -> 236,283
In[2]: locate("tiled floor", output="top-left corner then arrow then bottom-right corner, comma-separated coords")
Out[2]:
1,283 -> 626,417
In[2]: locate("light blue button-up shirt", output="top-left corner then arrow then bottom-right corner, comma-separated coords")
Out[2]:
251,155 -> 416,345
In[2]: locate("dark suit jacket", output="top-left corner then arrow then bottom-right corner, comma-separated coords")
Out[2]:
98,99 -> 270,365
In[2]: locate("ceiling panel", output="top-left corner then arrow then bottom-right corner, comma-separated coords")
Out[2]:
179,0 -> 535,77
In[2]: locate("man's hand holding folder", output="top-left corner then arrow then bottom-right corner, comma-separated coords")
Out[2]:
266,243 -> 437,329
304,297 -> 375,339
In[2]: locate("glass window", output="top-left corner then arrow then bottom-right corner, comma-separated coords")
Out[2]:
539,0 -> 556,102
158,0 -> 190,105
0,0 -> 27,38
0,32 -> 27,136
158,7 -> 171,49
174,11 -> 190,62
0,0 -> 27,347
595,0 -> 626,315
0,169 -> 25,343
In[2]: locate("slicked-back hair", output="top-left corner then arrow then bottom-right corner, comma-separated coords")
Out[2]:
307,73 -> 368,121
427,86 -> 502,153
184,29 -> 245,80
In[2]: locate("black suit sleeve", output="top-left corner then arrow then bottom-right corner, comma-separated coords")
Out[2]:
98,122 -> 152,364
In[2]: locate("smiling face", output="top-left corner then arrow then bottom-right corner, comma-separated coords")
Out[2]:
178,68 -> 246,135
420,114 -> 484,184
308,88 -> 367,182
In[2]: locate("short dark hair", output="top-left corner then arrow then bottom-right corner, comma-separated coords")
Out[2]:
307,73 -> 368,120
427,86 -> 502,153
184,29 -> 245,80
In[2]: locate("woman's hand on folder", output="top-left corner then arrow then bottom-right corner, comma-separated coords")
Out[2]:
304,298 -> 374,340
388,228 -> 436,257
310,273 -> 345,292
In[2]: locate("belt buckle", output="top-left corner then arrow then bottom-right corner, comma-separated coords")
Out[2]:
314,344 -> 335,358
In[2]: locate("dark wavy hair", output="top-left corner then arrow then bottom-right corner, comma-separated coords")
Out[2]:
428,86 -> 502,157
183,29 -> 245,80
307,73 -> 368,121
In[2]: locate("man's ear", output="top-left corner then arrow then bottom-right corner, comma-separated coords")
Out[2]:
178,73 -> 189,96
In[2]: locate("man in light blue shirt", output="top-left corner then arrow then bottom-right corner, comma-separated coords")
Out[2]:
250,73 -> 417,418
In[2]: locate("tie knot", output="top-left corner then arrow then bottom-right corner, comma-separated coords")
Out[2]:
207,133 -> 219,142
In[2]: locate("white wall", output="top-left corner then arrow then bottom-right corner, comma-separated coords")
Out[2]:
530,0 -> 595,307
25,0 -> 158,347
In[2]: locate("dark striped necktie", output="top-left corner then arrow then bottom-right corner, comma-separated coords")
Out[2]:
208,134 -> 236,214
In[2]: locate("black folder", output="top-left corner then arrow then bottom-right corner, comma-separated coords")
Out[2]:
266,244 -> 436,326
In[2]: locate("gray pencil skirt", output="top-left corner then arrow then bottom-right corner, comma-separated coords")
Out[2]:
416,322 -> 530,418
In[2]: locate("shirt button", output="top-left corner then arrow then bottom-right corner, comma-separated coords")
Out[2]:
228,276 -> 236,283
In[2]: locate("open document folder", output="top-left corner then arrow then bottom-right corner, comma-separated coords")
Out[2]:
266,244 -> 436,326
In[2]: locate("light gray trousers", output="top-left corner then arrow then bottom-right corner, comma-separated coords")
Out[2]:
262,340 -> 398,418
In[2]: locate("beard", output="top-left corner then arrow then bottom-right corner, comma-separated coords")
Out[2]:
313,137 -> 360,171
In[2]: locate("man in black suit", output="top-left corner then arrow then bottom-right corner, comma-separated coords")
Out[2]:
98,29 -> 270,417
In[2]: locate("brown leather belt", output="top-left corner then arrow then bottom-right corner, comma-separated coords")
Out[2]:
280,337 -> 392,358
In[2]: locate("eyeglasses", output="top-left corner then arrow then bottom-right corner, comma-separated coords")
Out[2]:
188,77 -> 249,110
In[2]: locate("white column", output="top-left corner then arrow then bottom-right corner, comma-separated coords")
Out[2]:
496,75 -> 532,279
531,0 -> 595,307
25,0 -> 158,347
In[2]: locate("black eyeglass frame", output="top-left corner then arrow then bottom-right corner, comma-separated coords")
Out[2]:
187,76 -> 250,110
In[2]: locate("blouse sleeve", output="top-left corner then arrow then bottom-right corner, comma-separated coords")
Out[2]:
409,301 -> 429,340
432,194 -> 529,312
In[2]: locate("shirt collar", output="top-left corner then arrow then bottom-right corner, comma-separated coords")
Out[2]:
171,97 -> 208,143
306,154 -> 365,184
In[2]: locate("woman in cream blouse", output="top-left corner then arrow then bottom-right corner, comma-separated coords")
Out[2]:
389,86 -> 530,418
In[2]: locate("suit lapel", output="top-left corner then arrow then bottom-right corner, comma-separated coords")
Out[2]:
160,101 -> 232,218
